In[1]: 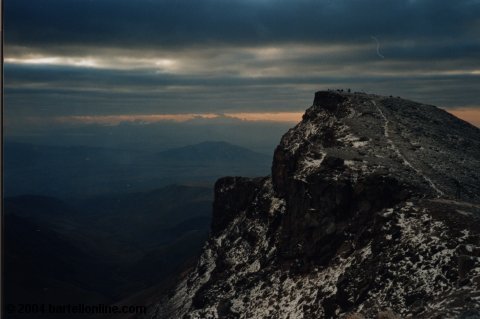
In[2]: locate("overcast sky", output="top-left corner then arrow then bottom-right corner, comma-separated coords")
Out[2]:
4,0 -> 480,135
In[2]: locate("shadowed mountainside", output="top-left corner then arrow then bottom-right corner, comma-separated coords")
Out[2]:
149,91 -> 480,319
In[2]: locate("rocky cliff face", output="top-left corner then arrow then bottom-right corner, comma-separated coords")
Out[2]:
148,91 -> 480,318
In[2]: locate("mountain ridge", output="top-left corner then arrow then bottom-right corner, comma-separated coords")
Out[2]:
147,91 -> 480,318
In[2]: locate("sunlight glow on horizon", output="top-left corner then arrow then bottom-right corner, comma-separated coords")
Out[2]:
225,112 -> 303,122
51,112 -> 304,126
445,108 -> 480,127
34,109 -> 480,127
54,113 -> 220,125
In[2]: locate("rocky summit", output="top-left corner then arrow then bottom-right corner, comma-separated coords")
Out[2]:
147,91 -> 480,319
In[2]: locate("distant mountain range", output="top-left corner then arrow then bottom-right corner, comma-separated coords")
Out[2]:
152,141 -> 270,163
4,141 -> 271,198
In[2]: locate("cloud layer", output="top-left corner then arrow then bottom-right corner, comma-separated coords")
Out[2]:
7,0 -> 479,48
4,0 -> 480,131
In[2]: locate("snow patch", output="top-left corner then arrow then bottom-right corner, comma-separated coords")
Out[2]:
294,152 -> 327,180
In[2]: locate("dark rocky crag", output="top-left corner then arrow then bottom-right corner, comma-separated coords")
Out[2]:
148,91 -> 480,318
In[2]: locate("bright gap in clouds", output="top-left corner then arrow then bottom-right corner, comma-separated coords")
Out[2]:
5,57 -> 100,68
7,45 -> 480,81
4,55 -> 180,72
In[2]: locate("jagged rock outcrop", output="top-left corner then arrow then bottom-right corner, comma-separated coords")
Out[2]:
147,91 -> 480,318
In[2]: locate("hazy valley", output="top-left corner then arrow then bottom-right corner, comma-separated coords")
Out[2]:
4,141 -> 272,317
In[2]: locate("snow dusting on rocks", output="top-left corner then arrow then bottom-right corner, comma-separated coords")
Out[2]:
146,91 -> 480,319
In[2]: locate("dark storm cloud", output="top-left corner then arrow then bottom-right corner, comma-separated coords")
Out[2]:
5,62 -> 480,120
6,63 -> 480,93
5,0 -> 479,50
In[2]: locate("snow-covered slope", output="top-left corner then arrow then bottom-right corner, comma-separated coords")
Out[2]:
147,91 -> 480,318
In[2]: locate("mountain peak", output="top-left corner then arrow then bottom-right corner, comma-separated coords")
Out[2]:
195,141 -> 234,146
312,90 -> 348,111
274,91 -> 479,202
148,92 -> 480,319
